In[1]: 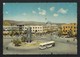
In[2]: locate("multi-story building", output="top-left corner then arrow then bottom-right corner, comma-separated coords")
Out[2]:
30,26 -> 43,33
3,26 -> 19,31
61,23 -> 77,35
3,25 -> 44,34
3,26 -> 19,34
43,24 -> 58,33
23,25 -> 43,33
3,24 -> 59,34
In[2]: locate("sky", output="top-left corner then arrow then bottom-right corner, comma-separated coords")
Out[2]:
3,3 -> 77,23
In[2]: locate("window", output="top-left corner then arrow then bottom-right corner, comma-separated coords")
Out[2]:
33,27 -> 34,29
25,27 -> 27,29
71,26 -> 72,28
74,27 -> 76,29
35,27 -> 37,29
74,30 -> 76,32
70,29 -> 71,30
38,27 -> 39,29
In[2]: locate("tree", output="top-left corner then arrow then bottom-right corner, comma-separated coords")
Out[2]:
21,36 -> 26,42
14,32 -> 19,36
10,29 -> 16,36
10,30 -> 14,36
12,39 -> 21,46
58,27 -> 62,37
58,30 -> 62,37
67,30 -> 73,37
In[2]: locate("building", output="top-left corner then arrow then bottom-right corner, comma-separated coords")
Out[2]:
3,26 -> 19,31
30,26 -> 43,33
3,26 -> 19,35
61,23 -> 77,35
3,24 -> 59,34
23,25 -> 43,33
3,25 -> 44,34
43,24 -> 58,33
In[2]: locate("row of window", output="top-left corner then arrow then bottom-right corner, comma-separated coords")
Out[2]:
63,26 -> 77,28
32,30 -> 42,32
32,27 -> 42,29
70,23 -> 76,25
24,27 -> 42,29
63,30 -> 77,32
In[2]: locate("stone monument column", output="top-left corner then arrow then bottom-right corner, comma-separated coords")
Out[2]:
27,27 -> 32,43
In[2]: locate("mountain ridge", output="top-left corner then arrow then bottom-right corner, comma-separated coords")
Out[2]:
3,20 -> 66,26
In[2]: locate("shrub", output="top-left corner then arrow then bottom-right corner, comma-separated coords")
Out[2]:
21,36 -> 26,42
12,39 -> 21,46
67,30 -> 73,37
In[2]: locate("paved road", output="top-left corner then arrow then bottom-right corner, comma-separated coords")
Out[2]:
3,34 -> 77,55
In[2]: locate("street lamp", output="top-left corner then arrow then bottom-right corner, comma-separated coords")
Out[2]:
45,17 -> 53,41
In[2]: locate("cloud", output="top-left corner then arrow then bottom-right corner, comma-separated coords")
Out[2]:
22,13 -> 26,16
39,9 -> 46,15
38,8 -> 46,15
50,7 -> 54,11
58,8 -> 68,14
3,3 -> 6,5
5,11 -> 8,14
53,13 -> 58,17
38,7 -> 41,10
32,11 -> 36,14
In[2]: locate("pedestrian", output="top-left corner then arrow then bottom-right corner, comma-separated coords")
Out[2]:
6,47 -> 8,50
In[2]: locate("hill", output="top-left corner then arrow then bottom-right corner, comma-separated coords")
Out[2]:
3,20 -> 66,26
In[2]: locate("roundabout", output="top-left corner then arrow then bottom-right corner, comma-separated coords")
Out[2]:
7,40 -> 45,50
3,34 -> 77,54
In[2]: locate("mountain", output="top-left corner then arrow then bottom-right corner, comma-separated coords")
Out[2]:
3,20 -> 66,26
3,20 -> 11,26
3,20 -> 45,26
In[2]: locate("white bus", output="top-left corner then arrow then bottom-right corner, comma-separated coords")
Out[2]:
39,41 -> 55,50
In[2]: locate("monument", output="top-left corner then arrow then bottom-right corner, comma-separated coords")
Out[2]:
26,27 -> 32,43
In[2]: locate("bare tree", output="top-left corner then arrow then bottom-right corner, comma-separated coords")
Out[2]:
58,27 -> 62,37
67,30 -> 73,37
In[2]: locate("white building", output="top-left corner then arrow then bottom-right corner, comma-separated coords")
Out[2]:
23,25 -> 43,33
3,26 -> 18,31
30,26 -> 43,33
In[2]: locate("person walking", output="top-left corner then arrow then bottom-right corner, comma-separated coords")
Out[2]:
6,47 -> 8,50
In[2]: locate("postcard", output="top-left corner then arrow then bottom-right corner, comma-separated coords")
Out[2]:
3,3 -> 77,55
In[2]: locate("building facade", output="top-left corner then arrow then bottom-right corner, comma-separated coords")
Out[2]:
3,25 -> 44,34
23,25 -> 43,33
61,23 -> 77,35
3,24 -> 59,34
43,24 -> 58,33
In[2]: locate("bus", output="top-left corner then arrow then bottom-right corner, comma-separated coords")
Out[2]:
39,41 -> 55,50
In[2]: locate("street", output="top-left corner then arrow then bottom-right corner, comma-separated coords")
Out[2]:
3,33 -> 77,55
